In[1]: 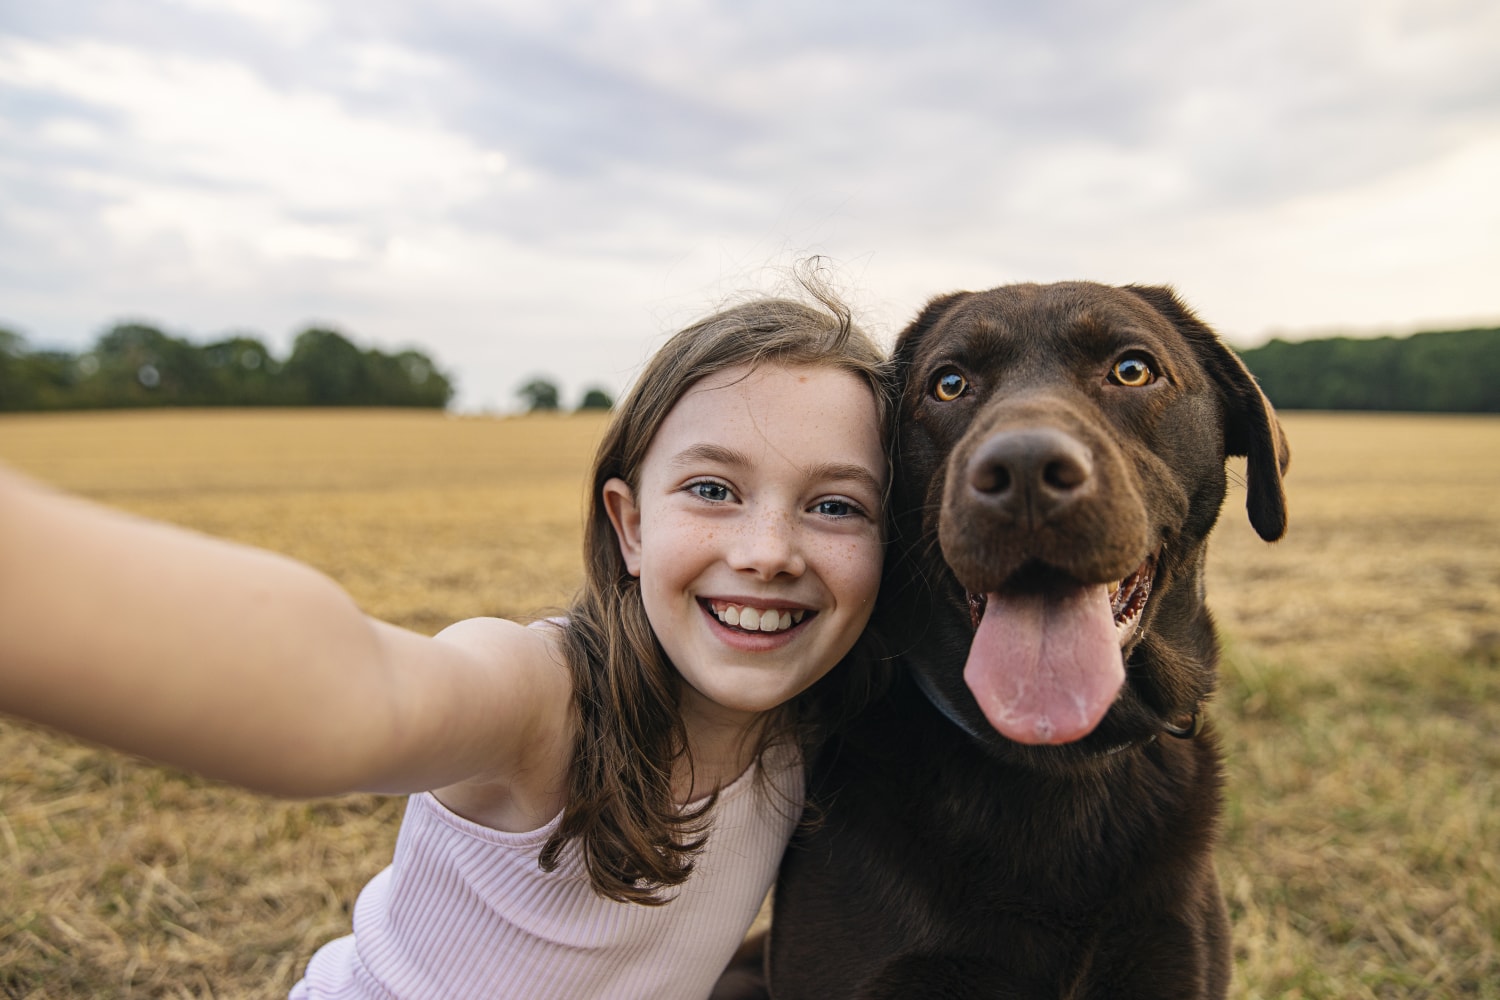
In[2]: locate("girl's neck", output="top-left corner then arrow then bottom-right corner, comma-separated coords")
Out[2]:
675,700 -> 771,802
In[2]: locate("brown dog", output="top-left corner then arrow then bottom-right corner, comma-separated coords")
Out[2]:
767,282 -> 1288,999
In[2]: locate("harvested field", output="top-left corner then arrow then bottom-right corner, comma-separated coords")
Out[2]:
1,408 -> 1497,998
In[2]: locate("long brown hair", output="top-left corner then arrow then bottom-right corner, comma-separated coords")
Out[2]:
541,289 -> 892,904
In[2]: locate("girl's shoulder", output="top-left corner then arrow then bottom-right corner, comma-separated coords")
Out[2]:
434,614 -> 568,663
428,616 -> 579,832
432,616 -> 575,737
432,617 -> 576,689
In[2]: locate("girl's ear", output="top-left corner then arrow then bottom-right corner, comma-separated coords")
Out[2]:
601,478 -> 643,577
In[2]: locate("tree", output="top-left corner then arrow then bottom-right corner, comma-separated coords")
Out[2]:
0,328 -> 35,410
516,377 -> 561,412
1240,327 -> 1500,412
89,323 -> 211,407
363,348 -> 455,408
578,386 -> 613,411
201,335 -> 280,405
283,328 -> 368,405
283,328 -> 454,408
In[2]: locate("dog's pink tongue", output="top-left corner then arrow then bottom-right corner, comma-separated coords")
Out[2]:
963,585 -> 1125,744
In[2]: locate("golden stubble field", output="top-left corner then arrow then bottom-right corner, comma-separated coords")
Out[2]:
1,408 -> 1497,998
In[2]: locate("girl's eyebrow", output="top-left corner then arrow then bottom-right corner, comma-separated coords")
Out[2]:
802,462 -> 886,499
668,444 -> 884,498
668,443 -> 747,470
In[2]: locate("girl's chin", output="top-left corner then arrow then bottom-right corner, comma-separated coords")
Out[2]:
680,685 -> 783,726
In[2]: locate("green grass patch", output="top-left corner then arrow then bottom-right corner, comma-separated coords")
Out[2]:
1216,646 -> 1500,999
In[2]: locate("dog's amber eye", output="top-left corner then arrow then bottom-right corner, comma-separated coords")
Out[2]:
1110,356 -> 1156,387
933,370 -> 968,401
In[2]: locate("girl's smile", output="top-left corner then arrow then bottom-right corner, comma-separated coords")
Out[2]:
701,598 -> 813,653
705,598 -> 809,634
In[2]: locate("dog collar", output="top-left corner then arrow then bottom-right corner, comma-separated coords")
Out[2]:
912,668 -> 994,743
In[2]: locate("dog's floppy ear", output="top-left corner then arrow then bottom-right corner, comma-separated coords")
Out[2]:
893,291 -> 971,374
1126,285 -> 1289,542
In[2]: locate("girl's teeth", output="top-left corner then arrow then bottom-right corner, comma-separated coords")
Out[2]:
761,611 -> 790,632
712,603 -> 801,633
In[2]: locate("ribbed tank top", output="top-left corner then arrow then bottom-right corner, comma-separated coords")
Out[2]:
289,743 -> 801,999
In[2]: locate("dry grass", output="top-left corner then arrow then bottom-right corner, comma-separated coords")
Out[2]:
1,409 -> 1497,998
1208,413 -> 1500,999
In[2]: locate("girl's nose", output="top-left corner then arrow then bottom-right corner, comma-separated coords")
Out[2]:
728,510 -> 806,579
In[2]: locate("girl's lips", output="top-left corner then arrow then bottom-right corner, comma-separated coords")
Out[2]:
699,598 -> 815,637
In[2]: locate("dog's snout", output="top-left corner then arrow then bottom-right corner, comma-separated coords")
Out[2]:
967,428 -> 1095,525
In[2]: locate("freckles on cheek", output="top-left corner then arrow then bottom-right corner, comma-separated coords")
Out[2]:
836,539 -> 884,603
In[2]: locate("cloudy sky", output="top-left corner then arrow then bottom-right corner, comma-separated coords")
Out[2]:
2,0 -> 1496,410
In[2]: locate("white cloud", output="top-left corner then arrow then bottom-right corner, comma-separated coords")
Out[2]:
165,0 -> 327,44
1188,135 -> 1500,339
0,38 -> 509,230
0,0 -> 1495,410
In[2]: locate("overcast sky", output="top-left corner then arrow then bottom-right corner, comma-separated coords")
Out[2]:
2,0 -> 1496,410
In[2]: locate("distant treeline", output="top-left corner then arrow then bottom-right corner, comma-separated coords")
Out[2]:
0,323 -> 453,410
6,319 -> 1496,415
1240,326 -> 1500,412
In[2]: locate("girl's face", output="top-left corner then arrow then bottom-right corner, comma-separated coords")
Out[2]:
603,362 -> 886,731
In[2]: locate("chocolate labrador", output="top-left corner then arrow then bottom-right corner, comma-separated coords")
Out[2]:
767,282 -> 1289,999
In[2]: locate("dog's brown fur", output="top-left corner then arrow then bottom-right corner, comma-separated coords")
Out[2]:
767,282 -> 1288,1000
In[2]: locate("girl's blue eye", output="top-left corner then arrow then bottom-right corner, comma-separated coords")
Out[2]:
814,499 -> 859,518
690,482 -> 730,501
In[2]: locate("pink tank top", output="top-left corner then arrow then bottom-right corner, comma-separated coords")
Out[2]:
289,743 -> 801,999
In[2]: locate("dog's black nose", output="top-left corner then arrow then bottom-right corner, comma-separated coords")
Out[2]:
967,428 -> 1095,525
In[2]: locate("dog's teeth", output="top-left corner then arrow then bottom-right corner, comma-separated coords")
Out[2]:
1108,581 -> 1120,596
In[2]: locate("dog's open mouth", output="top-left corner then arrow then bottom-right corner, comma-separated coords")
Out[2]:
1107,556 -> 1155,640
962,555 -> 1157,746
968,557 -> 1155,643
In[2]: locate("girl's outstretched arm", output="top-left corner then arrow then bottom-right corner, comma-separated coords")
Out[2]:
0,466 -> 571,799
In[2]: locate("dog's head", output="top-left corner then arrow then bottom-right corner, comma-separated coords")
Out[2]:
882,282 -> 1288,762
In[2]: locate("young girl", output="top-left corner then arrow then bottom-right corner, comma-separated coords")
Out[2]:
0,296 -> 892,998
